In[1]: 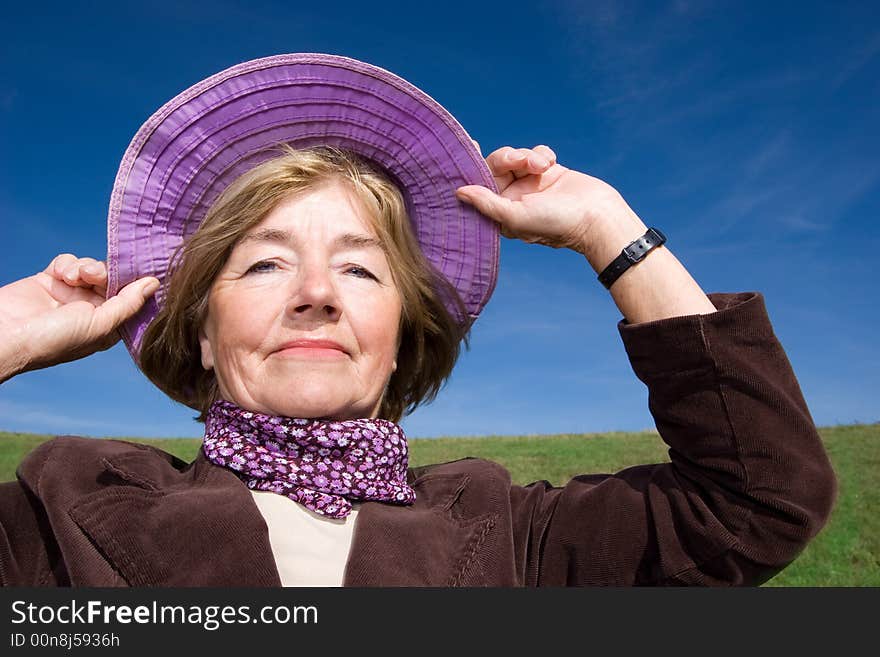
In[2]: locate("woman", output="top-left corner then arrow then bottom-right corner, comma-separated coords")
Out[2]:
0,54 -> 836,586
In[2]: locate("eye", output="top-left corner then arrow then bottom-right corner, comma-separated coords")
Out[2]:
346,265 -> 376,280
246,260 -> 278,274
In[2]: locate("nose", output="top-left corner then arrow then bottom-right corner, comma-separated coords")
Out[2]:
287,259 -> 341,320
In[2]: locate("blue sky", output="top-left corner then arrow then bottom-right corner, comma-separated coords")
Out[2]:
1,0 -> 877,438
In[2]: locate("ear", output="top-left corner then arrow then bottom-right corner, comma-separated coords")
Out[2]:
198,325 -> 214,371
392,359 -> 397,373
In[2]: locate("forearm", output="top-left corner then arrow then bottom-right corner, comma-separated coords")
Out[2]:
579,200 -> 717,324
0,327 -> 29,384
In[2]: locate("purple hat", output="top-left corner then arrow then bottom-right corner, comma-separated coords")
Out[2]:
106,53 -> 499,366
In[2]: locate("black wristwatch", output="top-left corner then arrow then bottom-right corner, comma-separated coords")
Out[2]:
597,227 -> 667,290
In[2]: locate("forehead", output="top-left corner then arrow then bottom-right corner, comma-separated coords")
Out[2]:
238,182 -> 384,251
251,182 -> 376,237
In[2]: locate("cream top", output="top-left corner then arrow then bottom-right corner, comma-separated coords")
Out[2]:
249,489 -> 360,587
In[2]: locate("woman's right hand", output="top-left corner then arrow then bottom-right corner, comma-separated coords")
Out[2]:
0,254 -> 159,382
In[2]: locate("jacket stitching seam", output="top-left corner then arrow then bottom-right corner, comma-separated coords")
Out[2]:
532,487 -> 562,587
34,438 -> 62,500
69,490 -> 164,586
658,540 -> 751,585
34,439 -> 63,586
697,315 -> 753,538
442,476 -> 470,512
447,513 -> 496,587
99,458 -> 160,491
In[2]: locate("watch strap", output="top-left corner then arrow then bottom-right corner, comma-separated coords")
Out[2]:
597,227 -> 667,289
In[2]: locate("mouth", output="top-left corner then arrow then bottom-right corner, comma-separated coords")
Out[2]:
273,340 -> 349,360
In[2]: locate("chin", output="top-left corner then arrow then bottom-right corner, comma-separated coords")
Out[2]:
262,393 -> 359,421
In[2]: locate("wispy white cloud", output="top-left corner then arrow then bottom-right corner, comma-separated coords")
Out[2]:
401,368 -> 647,439
831,30 -> 880,89
594,58 -> 712,113
474,266 -> 608,341
0,399 -> 133,434
672,117 -> 879,244
742,129 -> 793,178
633,71 -> 811,135
775,164 -> 880,233
696,177 -> 803,236
555,0 -> 764,135
685,173 -> 862,242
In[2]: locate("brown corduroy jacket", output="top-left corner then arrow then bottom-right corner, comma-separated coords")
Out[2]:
0,292 -> 837,587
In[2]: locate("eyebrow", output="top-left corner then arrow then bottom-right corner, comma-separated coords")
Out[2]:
238,228 -> 384,252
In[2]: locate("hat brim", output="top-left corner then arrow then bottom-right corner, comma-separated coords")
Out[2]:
106,53 -> 499,365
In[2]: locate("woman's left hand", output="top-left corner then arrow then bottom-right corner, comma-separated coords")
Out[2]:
456,144 -> 636,256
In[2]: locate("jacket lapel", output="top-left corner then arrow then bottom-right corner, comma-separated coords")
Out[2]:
68,448 -> 493,587
343,470 -> 497,587
68,448 -> 281,587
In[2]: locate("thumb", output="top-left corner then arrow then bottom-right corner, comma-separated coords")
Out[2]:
456,186 -> 525,233
92,277 -> 160,335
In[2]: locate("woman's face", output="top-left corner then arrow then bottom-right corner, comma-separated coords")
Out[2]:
199,180 -> 403,420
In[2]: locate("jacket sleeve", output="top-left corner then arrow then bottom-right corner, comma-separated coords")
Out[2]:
0,440 -> 62,586
508,292 -> 838,586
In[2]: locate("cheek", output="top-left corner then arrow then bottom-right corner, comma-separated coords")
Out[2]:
351,292 -> 402,355
211,291 -> 278,356
236,316 -> 275,354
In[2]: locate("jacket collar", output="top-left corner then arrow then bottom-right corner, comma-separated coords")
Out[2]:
69,447 -> 493,587
68,447 -> 281,586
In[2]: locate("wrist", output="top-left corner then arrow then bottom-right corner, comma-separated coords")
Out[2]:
579,207 -> 649,274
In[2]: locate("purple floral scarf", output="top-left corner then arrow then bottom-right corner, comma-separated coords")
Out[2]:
202,399 -> 416,519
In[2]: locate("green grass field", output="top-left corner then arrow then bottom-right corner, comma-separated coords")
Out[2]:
1,423 -> 876,586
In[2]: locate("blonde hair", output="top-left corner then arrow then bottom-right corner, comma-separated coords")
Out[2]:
139,144 -> 471,423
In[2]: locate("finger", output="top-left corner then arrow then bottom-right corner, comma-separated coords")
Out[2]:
484,146 -> 524,189
485,146 -> 530,175
513,147 -> 553,172
42,273 -> 109,308
487,147 -> 552,182
78,258 -> 107,286
61,257 -> 104,288
90,277 -> 160,336
470,138 -> 482,154
79,257 -> 105,275
455,185 -> 527,234
76,258 -> 108,298
532,145 -> 557,165
484,146 -> 517,181
47,253 -> 79,280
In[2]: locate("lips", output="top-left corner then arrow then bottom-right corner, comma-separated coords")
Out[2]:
275,339 -> 348,355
